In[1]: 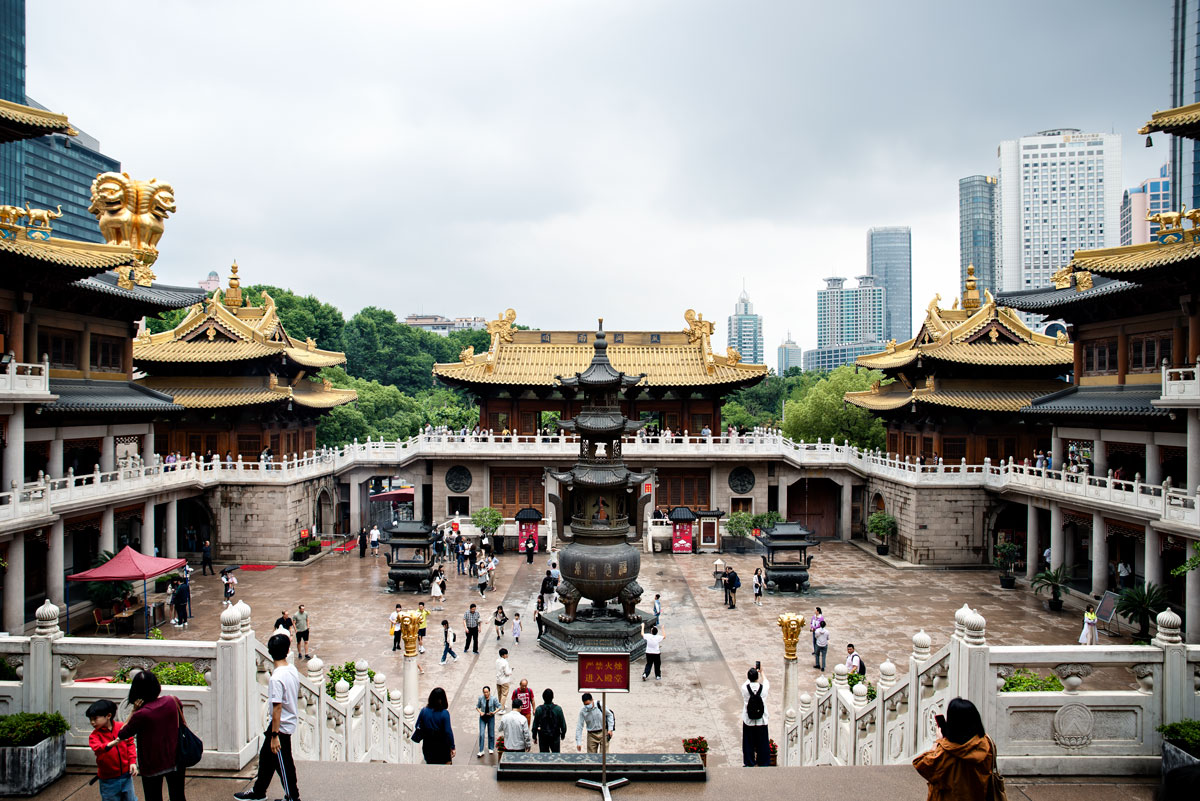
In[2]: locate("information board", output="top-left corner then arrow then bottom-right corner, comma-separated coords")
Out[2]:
1095,590 -> 1120,624
578,652 -> 631,693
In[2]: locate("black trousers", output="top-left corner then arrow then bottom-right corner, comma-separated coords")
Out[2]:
393,630 -> 402,650
140,768 -> 186,801
465,626 -> 479,653
643,653 -> 661,678
741,723 -> 770,767
201,556 -> 214,575
253,730 -> 299,800
174,603 -> 188,625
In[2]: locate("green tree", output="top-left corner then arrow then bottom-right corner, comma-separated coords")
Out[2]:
781,365 -> 886,449
145,305 -> 192,334
471,507 -> 503,534
722,369 -> 830,429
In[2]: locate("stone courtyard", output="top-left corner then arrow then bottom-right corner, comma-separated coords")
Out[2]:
73,540 -> 1139,767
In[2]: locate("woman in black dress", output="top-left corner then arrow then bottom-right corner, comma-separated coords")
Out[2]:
412,687 -> 455,764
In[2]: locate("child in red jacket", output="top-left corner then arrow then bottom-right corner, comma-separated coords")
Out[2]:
87,699 -> 138,801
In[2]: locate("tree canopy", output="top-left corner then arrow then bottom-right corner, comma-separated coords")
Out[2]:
780,365 -> 886,450
721,369 -> 829,429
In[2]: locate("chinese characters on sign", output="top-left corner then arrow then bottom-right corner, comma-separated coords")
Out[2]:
578,652 -> 631,693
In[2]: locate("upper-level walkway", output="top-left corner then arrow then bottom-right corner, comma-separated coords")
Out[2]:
1,431 -> 1196,534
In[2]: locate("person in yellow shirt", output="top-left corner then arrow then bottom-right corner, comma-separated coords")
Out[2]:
417,601 -> 431,654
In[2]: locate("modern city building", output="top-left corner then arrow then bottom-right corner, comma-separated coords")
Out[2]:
996,129 -> 1122,294
1169,0 -> 1200,210
866,226 -> 912,341
802,341 -> 887,372
0,0 -> 26,204
959,175 -> 997,298
403,313 -> 487,335
199,270 -> 221,292
777,332 -> 803,374
801,275 -> 886,372
1120,163 -> 1171,245
726,283 -> 764,365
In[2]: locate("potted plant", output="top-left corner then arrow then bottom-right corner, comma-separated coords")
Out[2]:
1115,582 -> 1169,642
1157,719 -> 1200,778
768,738 -> 778,766
725,511 -> 753,554
682,735 -> 709,766
471,506 -> 503,551
866,511 -> 897,556
993,541 -> 1021,589
1031,565 -> 1071,611
0,712 -> 70,795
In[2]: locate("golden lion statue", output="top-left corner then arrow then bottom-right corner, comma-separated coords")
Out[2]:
88,172 -> 175,252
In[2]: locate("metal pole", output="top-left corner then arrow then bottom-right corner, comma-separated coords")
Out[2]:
142,578 -> 149,638
601,691 -> 607,789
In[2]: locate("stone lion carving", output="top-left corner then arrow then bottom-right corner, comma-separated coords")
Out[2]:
556,579 -> 583,623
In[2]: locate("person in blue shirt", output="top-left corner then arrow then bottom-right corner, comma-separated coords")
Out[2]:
413,687 -> 455,764
475,685 -> 500,757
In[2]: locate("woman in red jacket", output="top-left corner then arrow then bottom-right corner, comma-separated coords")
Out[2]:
912,698 -> 996,801
106,671 -> 188,801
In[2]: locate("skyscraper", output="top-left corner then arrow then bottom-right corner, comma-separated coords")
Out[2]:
1121,163 -> 1171,246
802,275 -> 886,371
958,175 -> 997,298
777,332 -> 802,374
1170,0 -> 1200,210
0,0 -> 119,243
866,226 -> 912,341
996,129 -> 1122,293
727,284 -> 764,365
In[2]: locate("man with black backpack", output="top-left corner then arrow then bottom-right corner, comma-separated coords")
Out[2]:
845,643 -> 865,675
740,667 -> 770,766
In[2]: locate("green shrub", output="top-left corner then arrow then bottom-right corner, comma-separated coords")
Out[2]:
292,548 -> 308,561
1157,719 -> 1200,755
0,661 -> 18,681
1000,669 -> 1063,692
866,511 -> 897,541
750,511 -> 783,532
0,713 -> 69,747
725,510 -> 753,538
846,671 -> 876,700
325,660 -> 376,699
109,662 -> 208,687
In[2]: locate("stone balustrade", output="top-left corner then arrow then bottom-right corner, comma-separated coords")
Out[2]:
1162,361 -> 1200,403
780,606 -> 1200,775
0,358 -> 50,398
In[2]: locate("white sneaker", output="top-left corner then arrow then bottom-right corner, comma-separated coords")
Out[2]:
488,749 -> 494,754
418,646 -> 425,654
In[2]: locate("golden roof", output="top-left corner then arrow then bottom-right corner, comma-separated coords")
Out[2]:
845,377 -> 1068,414
432,308 -> 768,387
136,376 -> 356,410
1065,237 -> 1200,276
133,264 -> 348,368
0,97 -> 76,142
0,231 -> 139,270
855,291 -> 1072,371
1139,101 -> 1200,139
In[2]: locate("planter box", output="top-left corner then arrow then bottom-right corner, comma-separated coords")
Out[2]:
876,544 -> 890,556
1163,739 -> 1200,778
999,575 -> 1016,589
0,734 -> 66,796
1047,598 -> 1064,612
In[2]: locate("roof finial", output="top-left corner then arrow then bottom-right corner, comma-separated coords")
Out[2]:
962,263 -> 980,311
224,260 -> 243,308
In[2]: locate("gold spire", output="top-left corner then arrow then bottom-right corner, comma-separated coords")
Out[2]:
962,264 -> 980,311
223,261 -> 243,308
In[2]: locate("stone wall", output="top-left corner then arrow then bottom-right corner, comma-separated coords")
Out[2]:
208,475 -> 339,562
866,477 -> 992,565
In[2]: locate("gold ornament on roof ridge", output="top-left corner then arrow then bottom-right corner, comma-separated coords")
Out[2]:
89,171 -> 175,286
683,308 -> 715,344
23,203 -> 62,229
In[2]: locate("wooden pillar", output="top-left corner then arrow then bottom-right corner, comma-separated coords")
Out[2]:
80,323 -> 91,379
25,317 -> 38,363
1173,322 -> 1186,368
1116,329 -> 1128,385
1189,306 -> 1200,363
9,308 -> 22,361
1073,340 -> 1083,385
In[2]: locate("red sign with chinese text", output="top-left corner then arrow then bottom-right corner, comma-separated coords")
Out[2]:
643,482 -> 653,495
578,652 -> 631,693
672,522 -> 693,553
300,528 -> 310,539
451,521 -> 460,532
518,521 -> 538,552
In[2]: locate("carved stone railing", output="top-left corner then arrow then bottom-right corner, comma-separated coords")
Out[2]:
0,358 -> 51,397
1162,362 -> 1200,403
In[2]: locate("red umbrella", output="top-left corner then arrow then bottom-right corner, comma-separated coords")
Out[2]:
67,546 -> 189,638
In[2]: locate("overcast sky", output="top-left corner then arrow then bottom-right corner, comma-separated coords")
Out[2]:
27,1 -> 1170,366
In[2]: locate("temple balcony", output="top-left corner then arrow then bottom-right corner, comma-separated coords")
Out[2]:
1158,361 -> 1200,407
0,358 -> 53,402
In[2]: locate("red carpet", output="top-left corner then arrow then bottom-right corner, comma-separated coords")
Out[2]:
240,565 -> 275,571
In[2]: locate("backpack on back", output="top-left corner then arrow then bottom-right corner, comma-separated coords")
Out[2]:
856,655 -> 866,675
746,684 -> 765,720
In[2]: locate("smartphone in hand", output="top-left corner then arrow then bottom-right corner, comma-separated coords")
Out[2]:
934,714 -> 946,732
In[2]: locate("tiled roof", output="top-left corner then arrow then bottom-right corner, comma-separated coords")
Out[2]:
1068,238 -> 1200,276
40,379 -> 181,414
434,310 -> 766,388
1139,101 -> 1200,139
845,378 -> 1069,414
1020,385 -> 1169,417
856,293 -> 1072,372
0,234 -> 138,271
72,271 -> 205,311
137,376 -> 357,410
997,276 -> 1139,313
0,97 -> 75,143
292,381 -> 358,409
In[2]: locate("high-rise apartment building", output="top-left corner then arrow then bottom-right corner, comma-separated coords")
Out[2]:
0,0 -> 119,243
1170,0 -> 1200,210
959,175 -> 997,298
727,285 -> 764,365
802,275 -> 885,371
777,332 -> 802,375
1121,164 -> 1171,246
866,226 -> 912,341
996,129 -> 1122,293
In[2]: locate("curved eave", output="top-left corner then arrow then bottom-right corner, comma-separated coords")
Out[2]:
1139,101 -> 1200,139
0,98 -> 75,143
1068,238 -> 1200,277
292,387 -> 358,409
0,235 -> 138,274
284,347 -> 347,368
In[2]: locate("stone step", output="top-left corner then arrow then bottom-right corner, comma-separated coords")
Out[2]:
496,751 -> 706,781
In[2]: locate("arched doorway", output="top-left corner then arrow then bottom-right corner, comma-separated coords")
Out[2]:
988,502 -> 1028,570
177,498 -> 215,555
315,488 -> 336,536
872,492 -> 886,513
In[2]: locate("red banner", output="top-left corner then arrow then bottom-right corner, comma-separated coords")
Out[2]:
518,521 -> 538,552
578,652 -> 631,693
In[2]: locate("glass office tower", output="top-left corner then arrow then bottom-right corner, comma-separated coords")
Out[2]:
866,226 -> 912,342
958,175 -> 997,298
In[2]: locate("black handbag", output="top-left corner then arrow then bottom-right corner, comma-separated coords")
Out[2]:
175,698 -> 204,768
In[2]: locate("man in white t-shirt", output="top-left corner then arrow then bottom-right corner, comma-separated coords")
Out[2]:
235,633 -> 300,801
640,621 -> 665,681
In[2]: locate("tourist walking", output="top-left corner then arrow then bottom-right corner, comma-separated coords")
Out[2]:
813,621 -> 828,671
493,605 -> 509,641
221,569 -> 237,606
845,644 -> 863,674
358,528 -> 367,558
575,694 -> 614,753
641,621 -> 664,680
200,541 -> 214,575
107,670 -> 188,801
477,561 -> 489,598
511,679 -> 535,725
475,685 -> 500,756
87,699 -> 138,801
464,604 -> 481,654
912,698 -> 994,800
431,575 -> 445,611
495,649 -> 513,711
534,596 -> 546,639
752,568 -> 764,606
532,689 -> 567,753
389,604 -> 403,651
439,620 -> 458,665
169,580 -> 189,629
487,555 -> 498,589
810,607 -> 825,655
652,594 -> 662,627
725,566 -> 741,609
369,525 -> 380,557
234,634 -> 300,801
498,707 -> 532,753
412,688 -> 455,764
417,601 -> 429,654
1078,604 -> 1099,645
512,613 -> 523,644
740,667 -> 770,767
1117,560 -> 1133,589
540,570 -> 557,609
293,604 -> 311,659
525,536 -> 536,564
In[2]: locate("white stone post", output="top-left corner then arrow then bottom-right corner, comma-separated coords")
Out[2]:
100,507 -> 115,554
959,610 -> 993,732
1153,609 -> 1187,723
1186,566 -> 1200,644
1050,429 -> 1064,472
28,600 -> 61,714
1143,524 -> 1162,588
1090,511 -> 1108,598
349,477 -> 363,532
46,520 -> 64,607
236,601 -> 257,748
141,499 -> 156,555
306,657 -> 327,760
1025,503 -> 1040,581
164,499 -> 178,559
47,437 -> 63,480
1188,410 -> 1200,494
3,532 -> 25,634
839,481 -> 852,541
371,672 -> 388,761
1145,440 -> 1161,485
2,403 -> 24,490
141,425 -> 154,465
100,434 -> 115,473
216,606 -> 246,755
1049,504 -> 1063,571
